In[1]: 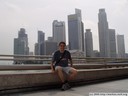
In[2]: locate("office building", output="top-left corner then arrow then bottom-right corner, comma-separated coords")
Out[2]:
85,29 -> 93,57
52,20 -> 66,44
93,50 -> 100,57
117,35 -> 125,58
47,37 -> 54,42
109,29 -> 117,57
14,28 -> 29,55
34,43 -> 40,55
44,41 -> 57,55
68,8 -> 84,51
98,9 -> 110,57
34,31 -> 45,55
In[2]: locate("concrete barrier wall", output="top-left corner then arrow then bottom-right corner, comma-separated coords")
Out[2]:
0,63 -> 128,70
0,67 -> 128,91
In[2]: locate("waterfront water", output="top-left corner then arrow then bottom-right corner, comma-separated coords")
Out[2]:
10,78 -> 128,96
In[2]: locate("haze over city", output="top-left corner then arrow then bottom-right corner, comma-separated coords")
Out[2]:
0,0 -> 128,54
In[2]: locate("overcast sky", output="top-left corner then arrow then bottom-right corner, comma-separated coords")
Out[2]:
0,0 -> 128,55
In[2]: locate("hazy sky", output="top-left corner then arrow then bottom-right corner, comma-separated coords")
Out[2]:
0,0 -> 128,55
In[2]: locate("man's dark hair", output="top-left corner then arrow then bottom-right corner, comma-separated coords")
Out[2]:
59,41 -> 66,46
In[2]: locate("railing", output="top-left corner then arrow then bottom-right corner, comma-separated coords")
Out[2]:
0,54 -> 128,70
0,54 -> 128,64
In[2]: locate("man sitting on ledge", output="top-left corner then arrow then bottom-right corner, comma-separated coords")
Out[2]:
51,41 -> 77,91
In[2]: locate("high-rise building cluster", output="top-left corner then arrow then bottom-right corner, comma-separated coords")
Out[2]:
98,9 -> 125,58
14,8 -> 126,58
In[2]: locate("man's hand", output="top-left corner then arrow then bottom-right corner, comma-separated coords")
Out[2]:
51,62 -> 55,73
51,68 -> 55,73
69,59 -> 73,67
51,64 -> 55,73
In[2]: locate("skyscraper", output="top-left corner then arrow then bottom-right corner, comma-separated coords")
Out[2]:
117,35 -> 125,58
109,29 -> 117,57
85,29 -> 93,57
44,41 -> 57,55
68,8 -> 84,51
47,37 -> 54,42
34,31 -> 45,55
52,20 -> 66,44
14,28 -> 29,55
38,31 -> 45,44
98,9 -> 110,57
34,43 -> 40,55
81,22 -> 84,52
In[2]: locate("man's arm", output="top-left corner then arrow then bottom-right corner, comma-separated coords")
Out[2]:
51,61 -> 55,72
68,51 -> 73,67
69,59 -> 73,67
51,52 -> 56,72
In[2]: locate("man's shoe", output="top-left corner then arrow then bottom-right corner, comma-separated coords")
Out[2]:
61,83 -> 71,91
61,84 -> 67,91
61,83 -> 70,91
65,82 -> 71,89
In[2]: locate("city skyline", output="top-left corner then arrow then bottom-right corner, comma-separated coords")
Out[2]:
7,9 -> 128,55
13,8 -> 126,57
0,0 -> 128,54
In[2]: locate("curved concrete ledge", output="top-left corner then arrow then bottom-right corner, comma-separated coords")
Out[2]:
0,63 -> 128,70
0,67 -> 128,92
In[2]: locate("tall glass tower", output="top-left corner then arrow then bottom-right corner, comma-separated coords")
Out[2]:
35,31 -> 45,55
52,20 -> 66,44
117,35 -> 125,58
85,29 -> 93,57
14,28 -> 29,55
109,29 -> 117,57
68,8 -> 84,51
98,9 -> 110,57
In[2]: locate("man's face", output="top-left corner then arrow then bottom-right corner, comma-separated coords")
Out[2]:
59,43 -> 65,51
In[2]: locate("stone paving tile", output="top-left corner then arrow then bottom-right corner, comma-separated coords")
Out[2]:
11,78 -> 128,96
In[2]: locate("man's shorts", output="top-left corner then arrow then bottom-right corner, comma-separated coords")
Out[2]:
55,66 -> 73,74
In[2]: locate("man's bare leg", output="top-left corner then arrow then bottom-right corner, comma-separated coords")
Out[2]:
56,66 -> 65,83
68,68 -> 77,81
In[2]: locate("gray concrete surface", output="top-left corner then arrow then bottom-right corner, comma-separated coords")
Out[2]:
1,67 -> 128,91
12,78 -> 128,96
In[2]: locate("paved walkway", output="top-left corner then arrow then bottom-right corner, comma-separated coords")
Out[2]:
12,79 -> 128,96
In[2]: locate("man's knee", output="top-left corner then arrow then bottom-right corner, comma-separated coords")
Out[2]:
70,68 -> 77,76
56,66 -> 63,72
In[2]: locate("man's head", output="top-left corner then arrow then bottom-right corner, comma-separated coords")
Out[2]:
59,41 -> 66,52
